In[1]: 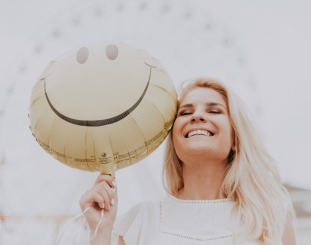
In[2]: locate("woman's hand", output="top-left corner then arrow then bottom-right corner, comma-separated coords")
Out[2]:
79,174 -> 118,233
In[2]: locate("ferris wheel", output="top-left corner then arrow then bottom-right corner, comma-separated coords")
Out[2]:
0,1 -> 262,244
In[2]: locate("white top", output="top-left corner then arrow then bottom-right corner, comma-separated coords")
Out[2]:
111,193 -> 283,245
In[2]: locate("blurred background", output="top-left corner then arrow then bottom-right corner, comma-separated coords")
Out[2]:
0,0 -> 310,244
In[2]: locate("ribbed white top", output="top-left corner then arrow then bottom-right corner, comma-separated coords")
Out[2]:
112,193 -> 282,245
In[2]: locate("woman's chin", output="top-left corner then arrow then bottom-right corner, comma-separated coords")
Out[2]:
185,141 -> 212,150
183,146 -> 214,156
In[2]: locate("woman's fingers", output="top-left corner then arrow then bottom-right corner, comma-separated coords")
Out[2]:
94,174 -> 117,189
93,193 -> 105,209
93,174 -> 117,211
95,181 -> 116,211
79,174 -> 117,211
79,190 -> 104,211
79,174 -> 118,232
98,183 -> 110,211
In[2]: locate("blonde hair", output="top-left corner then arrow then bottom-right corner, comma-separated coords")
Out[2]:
162,78 -> 296,244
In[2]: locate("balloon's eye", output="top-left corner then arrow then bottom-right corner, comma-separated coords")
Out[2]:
76,47 -> 89,64
106,44 -> 118,60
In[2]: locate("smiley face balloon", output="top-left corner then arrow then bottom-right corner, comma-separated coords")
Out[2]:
29,42 -> 177,177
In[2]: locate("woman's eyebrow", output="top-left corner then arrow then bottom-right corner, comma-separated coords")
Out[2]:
179,102 -> 226,109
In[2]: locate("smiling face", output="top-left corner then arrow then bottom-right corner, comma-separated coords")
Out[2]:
30,41 -> 177,175
172,87 -> 234,165
39,43 -> 160,125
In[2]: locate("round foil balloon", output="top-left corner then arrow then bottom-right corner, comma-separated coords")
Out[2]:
29,42 -> 177,177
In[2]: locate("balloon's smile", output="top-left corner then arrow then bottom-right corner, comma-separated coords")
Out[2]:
42,62 -> 156,126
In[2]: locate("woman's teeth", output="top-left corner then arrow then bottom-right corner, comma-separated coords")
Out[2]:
188,130 -> 211,138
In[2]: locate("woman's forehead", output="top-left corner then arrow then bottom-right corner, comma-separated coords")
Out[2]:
179,88 -> 227,108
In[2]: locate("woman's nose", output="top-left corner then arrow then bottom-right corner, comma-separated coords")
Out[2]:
190,112 -> 206,122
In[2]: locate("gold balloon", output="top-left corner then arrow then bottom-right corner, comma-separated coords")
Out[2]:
29,42 -> 177,177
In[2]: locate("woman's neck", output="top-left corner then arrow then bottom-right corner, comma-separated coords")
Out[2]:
175,160 -> 227,200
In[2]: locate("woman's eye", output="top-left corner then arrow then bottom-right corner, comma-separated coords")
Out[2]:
179,110 -> 221,116
210,110 -> 221,114
179,111 -> 191,116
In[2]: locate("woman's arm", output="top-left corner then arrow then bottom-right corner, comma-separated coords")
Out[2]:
117,235 -> 126,245
79,174 -> 118,245
281,212 -> 296,245
89,228 -> 114,245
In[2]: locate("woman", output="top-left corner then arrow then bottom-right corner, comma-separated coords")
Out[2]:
79,78 -> 297,245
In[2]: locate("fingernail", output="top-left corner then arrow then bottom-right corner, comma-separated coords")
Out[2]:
112,180 -> 117,187
102,203 -> 105,209
112,188 -> 115,193
111,199 -> 115,205
108,204 -> 111,210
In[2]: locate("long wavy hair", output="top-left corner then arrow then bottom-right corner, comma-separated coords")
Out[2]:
162,78 -> 297,244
